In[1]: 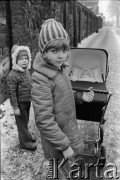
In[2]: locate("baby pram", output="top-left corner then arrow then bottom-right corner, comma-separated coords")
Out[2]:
67,48 -> 112,179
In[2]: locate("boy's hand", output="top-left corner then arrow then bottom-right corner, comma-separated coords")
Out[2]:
14,108 -> 21,116
82,87 -> 94,102
62,146 -> 74,159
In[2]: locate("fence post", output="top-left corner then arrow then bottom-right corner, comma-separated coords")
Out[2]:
78,6 -> 82,43
73,0 -> 78,47
86,11 -> 88,37
5,0 -> 13,70
63,0 -> 68,30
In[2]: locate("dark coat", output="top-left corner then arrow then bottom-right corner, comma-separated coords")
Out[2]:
31,53 -> 84,159
7,69 -> 31,109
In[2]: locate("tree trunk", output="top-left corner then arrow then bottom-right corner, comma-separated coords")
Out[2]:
116,9 -> 120,27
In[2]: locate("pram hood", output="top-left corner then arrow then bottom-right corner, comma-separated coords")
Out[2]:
67,48 -> 108,82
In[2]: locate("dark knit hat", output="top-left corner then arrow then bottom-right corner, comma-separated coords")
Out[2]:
17,50 -> 28,61
38,19 -> 70,54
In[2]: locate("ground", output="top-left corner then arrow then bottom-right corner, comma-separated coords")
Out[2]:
1,26 -> 120,180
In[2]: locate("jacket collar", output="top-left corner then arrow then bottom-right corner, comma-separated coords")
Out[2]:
12,64 -> 26,72
33,52 -> 68,78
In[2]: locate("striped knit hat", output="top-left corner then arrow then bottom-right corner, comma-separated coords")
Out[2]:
38,19 -> 70,54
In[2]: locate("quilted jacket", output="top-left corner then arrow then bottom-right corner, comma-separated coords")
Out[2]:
31,53 -> 84,159
7,69 -> 31,109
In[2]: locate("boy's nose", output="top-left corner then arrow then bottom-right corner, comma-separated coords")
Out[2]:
23,58 -> 28,61
58,51 -> 64,58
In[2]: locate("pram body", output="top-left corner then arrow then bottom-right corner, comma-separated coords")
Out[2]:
67,48 -> 112,179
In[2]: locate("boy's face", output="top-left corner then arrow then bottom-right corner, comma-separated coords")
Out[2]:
44,48 -> 68,67
17,55 -> 29,69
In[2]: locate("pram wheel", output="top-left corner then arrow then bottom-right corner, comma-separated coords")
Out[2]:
101,146 -> 106,157
98,125 -> 104,143
98,156 -> 106,168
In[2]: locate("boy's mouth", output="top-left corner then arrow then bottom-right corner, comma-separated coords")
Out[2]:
22,64 -> 27,68
56,61 -> 64,64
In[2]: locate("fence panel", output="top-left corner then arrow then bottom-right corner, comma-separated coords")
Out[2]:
0,0 -> 102,104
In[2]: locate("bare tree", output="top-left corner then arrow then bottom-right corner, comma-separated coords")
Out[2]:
108,0 -> 120,27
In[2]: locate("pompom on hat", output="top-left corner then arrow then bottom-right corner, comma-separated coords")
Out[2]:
11,45 -> 32,70
38,19 -> 70,54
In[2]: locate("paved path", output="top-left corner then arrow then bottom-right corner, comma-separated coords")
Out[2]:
79,26 -> 120,178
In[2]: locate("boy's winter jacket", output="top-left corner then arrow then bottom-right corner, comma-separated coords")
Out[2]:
7,69 -> 31,109
31,53 -> 84,159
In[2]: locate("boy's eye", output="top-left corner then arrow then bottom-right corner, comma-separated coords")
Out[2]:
63,49 -> 67,53
20,57 -> 28,60
50,48 -> 69,53
51,49 -> 58,53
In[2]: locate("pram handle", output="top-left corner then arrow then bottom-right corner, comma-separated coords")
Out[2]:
73,87 -> 112,94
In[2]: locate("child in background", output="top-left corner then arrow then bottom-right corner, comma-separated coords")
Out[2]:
7,45 -> 36,151
31,19 -> 94,179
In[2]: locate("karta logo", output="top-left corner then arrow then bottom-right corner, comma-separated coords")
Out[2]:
47,158 -> 119,179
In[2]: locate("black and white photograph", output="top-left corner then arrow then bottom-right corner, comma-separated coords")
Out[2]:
0,0 -> 120,179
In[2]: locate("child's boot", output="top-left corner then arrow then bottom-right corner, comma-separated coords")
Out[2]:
29,134 -> 36,143
20,142 -> 37,151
